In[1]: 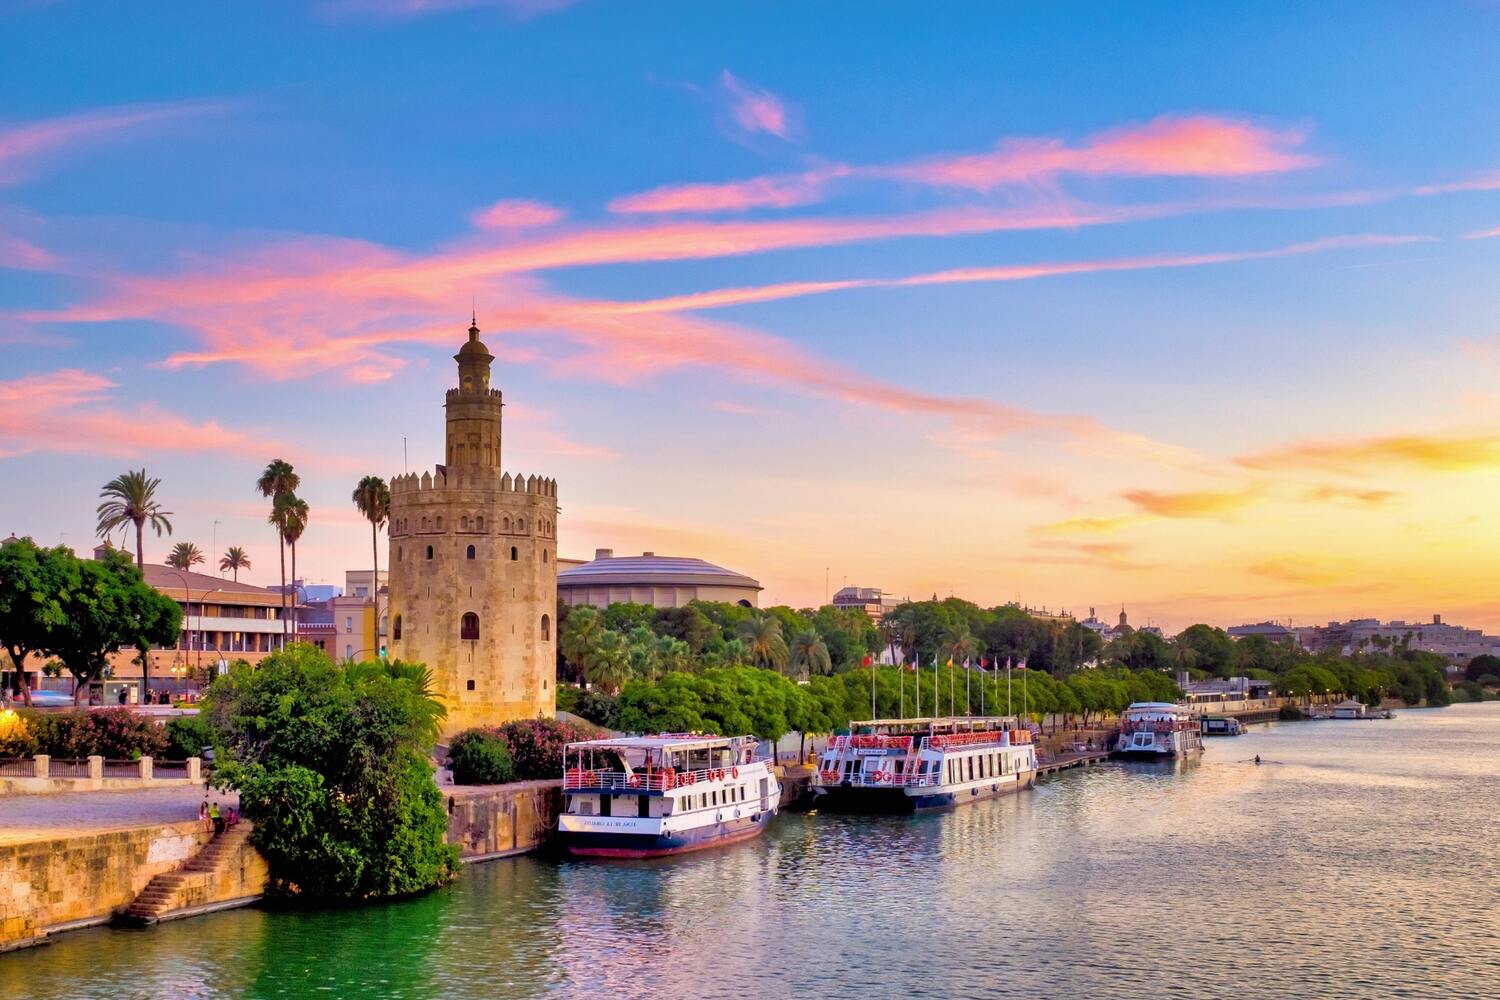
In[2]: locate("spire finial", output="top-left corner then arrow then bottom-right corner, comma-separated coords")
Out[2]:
468,298 -> 479,338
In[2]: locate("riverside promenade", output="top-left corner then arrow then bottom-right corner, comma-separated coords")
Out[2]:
0,785 -> 231,846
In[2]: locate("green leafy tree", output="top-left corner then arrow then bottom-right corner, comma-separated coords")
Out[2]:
205,644 -> 457,899
0,538 -> 71,705
256,460 -> 300,636
603,602 -> 656,633
219,546 -> 252,582
166,541 -> 205,572
1464,654 -> 1500,684
41,547 -> 182,705
1175,624 -> 1235,677
651,605 -> 717,653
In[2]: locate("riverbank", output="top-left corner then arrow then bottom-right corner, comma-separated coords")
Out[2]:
6,703 -> 1495,997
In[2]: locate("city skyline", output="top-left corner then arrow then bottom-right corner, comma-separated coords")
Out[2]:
4,2 -> 1500,632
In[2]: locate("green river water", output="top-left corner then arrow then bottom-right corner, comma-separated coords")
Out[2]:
4,703 -> 1499,999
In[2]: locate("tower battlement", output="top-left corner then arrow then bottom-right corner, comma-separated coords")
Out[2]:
389,470 -> 557,498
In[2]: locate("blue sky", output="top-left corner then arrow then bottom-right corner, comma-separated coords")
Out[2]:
3,1 -> 1500,629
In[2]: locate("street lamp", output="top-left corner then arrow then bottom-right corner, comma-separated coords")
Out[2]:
196,588 -> 223,678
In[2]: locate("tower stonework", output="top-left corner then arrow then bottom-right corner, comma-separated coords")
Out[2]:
387,320 -> 558,735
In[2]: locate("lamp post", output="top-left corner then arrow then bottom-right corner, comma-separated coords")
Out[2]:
163,570 -> 193,700
196,588 -> 223,678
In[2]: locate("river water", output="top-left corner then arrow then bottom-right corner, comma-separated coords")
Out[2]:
5,703 -> 1499,999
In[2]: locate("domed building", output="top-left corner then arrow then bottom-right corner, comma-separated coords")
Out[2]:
386,318 -> 558,735
557,549 -> 761,610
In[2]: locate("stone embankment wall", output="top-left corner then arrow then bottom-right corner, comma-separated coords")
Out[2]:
444,779 -> 560,861
0,820 -> 210,951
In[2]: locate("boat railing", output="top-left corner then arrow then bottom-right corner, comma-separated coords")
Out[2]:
813,768 -> 937,789
830,734 -> 914,751
563,760 -> 767,792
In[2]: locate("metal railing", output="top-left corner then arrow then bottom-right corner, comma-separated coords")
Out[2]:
102,759 -> 140,778
152,759 -> 192,777
563,760 -> 768,792
49,758 -> 92,778
0,758 -> 33,777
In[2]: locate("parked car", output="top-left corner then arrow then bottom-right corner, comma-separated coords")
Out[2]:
22,690 -> 74,708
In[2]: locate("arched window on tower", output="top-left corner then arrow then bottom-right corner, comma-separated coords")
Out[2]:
393,615 -> 402,640
541,614 -> 551,641
510,546 -> 518,561
466,544 -> 476,560
425,545 -> 434,560
461,612 -> 480,641
460,515 -> 469,531
436,516 -> 444,531
476,515 -> 485,532
517,518 -> 526,533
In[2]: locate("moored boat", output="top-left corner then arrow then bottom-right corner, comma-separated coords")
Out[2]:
1199,715 -> 1244,737
556,734 -> 779,858
1114,702 -> 1204,759
811,716 -> 1038,813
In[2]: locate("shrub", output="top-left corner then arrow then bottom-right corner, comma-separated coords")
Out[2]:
447,729 -> 515,785
555,683 -> 582,714
26,712 -> 95,757
1278,704 -> 1307,721
496,718 -> 587,781
165,714 -> 215,760
0,710 -> 37,757
578,690 -> 619,729
85,709 -> 169,760
207,644 -> 457,900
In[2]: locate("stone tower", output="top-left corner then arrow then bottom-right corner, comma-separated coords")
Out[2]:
386,318 -> 558,735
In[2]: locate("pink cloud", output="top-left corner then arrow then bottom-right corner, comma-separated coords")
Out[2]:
1466,225 -> 1500,240
1415,171 -> 1500,196
720,70 -> 796,142
0,99 -> 230,185
608,168 -> 846,215
469,199 -> 565,230
0,368 -> 275,459
608,114 -> 1316,216
884,115 -> 1317,191
587,234 -> 1424,316
0,234 -> 57,270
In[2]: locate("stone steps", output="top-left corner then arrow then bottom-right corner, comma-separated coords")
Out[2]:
119,822 -> 254,925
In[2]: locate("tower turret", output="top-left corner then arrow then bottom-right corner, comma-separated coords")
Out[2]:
445,316 -> 503,471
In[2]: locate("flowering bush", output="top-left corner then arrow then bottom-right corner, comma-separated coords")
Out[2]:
24,710 -> 168,759
495,718 -> 588,781
0,710 -> 37,757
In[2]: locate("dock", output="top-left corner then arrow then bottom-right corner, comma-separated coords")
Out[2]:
1037,749 -> 1112,776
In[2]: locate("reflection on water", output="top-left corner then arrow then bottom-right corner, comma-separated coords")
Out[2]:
5,705 -> 1500,999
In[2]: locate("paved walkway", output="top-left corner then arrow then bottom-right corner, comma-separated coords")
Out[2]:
0,786 -> 237,846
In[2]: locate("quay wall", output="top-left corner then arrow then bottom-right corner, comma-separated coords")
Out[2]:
0,820 -> 211,951
444,779 -> 560,861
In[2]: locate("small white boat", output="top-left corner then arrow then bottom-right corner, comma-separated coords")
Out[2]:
556,734 -> 779,858
1114,703 -> 1204,759
811,716 -> 1038,813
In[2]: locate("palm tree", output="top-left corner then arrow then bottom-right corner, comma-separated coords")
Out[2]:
257,460 -> 299,635
719,638 -> 749,667
789,628 -> 832,681
560,606 -> 603,675
96,469 -> 173,568
219,546 -> 251,582
165,541 -> 205,572
737,613 -> 789,672
274,494 -> 309,639
584,630 -> 631,694
351,475 -> 390,619
96,471 -> 174,701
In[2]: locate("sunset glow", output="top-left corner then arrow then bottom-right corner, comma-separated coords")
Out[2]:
4,2 -> 1500,632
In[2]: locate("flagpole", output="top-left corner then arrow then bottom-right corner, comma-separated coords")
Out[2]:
1022,660 -> 1029,719
915,653 -> 921,718
899,658 -> 905,719
949,661 -> 955,717
871,659 -> 877,721
980,659 -> 986,717
1007,656 -> 1013,716
965,658 -> 971,715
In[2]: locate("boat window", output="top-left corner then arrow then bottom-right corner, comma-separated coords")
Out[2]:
599,795 -> 611,817
577,798 -> 594,817
638,795 -> 649,819
967,757 -> 975,781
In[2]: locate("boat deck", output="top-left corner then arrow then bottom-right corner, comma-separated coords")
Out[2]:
1037,749 -> 1112,776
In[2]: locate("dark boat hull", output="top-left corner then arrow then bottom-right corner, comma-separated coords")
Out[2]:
813,775 -> 1035,814
559,811 -> 772,859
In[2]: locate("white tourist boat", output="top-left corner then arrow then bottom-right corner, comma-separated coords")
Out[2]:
556,734 -> 779,858
1114,702 -> 1205,759
811,716 -> 1038,812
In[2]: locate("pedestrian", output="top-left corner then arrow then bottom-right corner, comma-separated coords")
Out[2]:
209,801 -> 223,836
117,687 -> 128,706
228,805 -> 238,827
199,800 -> 210,832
